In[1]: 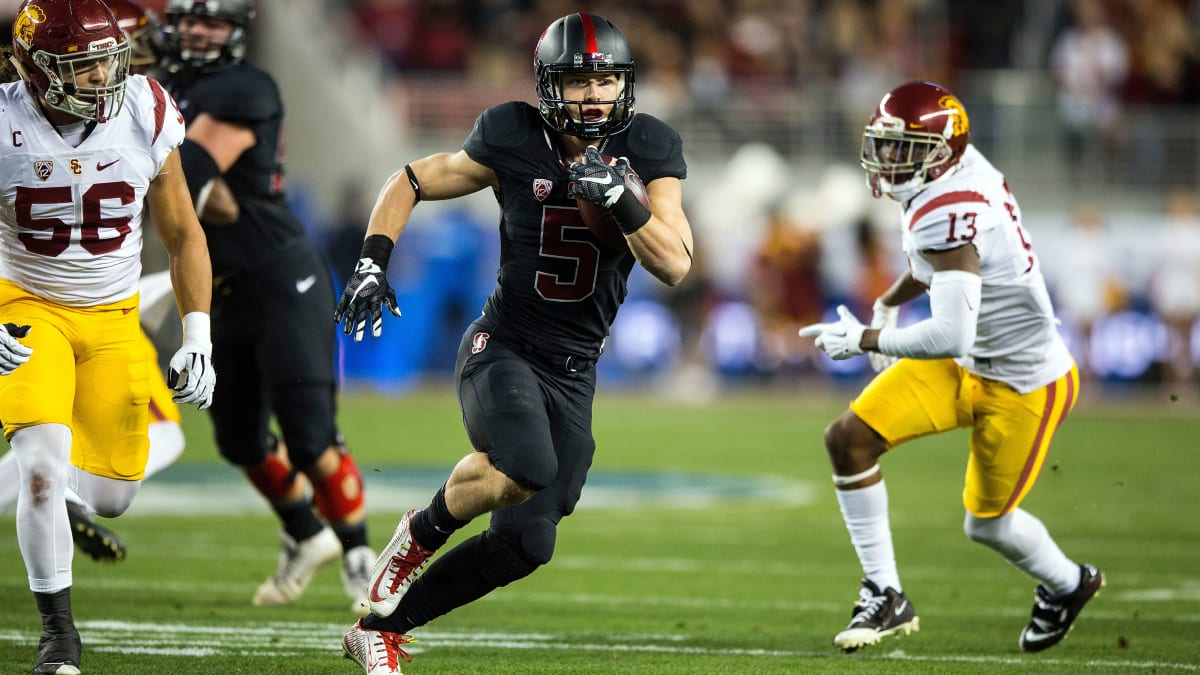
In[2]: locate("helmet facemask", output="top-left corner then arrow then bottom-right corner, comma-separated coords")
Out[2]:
861,125 -> 953,200
161,0 -> 254,75
537,62 -> 634,139
16,38 -> 130,122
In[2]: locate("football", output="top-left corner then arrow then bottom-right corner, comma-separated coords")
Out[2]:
574,153 -> 651,251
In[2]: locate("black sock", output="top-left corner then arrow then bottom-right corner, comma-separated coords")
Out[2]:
272,500 -> 325,542
363,533 -> 496,634
34,588 -> 75,633
410,485 -> 468,551
333,521 -> 369,551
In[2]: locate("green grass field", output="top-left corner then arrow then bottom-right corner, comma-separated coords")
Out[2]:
1,385 -> 1197,674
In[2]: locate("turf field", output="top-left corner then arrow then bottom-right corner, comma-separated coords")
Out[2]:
1,385 -> 1197,674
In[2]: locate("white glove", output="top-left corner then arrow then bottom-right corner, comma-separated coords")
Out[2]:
798,304 -> 867,360
868,299 -> 900,373
0,323 -> 33,375
169,312 -> 215,409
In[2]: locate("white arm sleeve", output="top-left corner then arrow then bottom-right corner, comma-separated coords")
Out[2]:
876,270 -> 981,359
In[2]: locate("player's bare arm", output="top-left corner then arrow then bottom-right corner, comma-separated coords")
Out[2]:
148,148 -> 213,316
182,113 -> 254,221
877,271 -> 925,309
199,177 -> 237,225
186,113 -> 256,170
625,175 -> 693,287
365,150 -> 498,242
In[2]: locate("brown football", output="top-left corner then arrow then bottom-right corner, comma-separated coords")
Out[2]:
574,153 -> 650,251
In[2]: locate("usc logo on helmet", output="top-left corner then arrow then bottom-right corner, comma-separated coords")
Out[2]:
14,4 -> 46,46
938,95 -> 969,138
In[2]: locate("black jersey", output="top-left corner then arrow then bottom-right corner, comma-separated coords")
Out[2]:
463,102 -> 686,357
162,63 -> 306,277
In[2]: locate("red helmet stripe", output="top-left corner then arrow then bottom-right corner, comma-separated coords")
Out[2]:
579,13 -> 598,53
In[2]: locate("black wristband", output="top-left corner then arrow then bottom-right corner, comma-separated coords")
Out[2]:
610,189 -> 652,236
359,234 -> 395,269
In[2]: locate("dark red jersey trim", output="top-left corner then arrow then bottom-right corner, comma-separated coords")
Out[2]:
148,78 -> 168,145
908,190 -> 990,229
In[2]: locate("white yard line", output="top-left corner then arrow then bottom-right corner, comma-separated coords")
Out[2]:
1,622 -> 1195,671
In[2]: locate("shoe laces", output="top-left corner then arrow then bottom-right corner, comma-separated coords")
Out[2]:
374,631 -> 415,668
852,586 -> 889,622
384,543 -> 429,594
1033,585 -> 1068,617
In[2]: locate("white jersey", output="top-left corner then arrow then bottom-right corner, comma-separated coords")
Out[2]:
901,145 -> 1074,393
0,75 -> 185,306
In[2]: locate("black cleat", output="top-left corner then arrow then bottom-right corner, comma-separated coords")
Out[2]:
66,501 -> 125,563
834,578 -> 920,652
1019,563 -> 1105,652
35,627 -> 81,674
33,589 -> 81,674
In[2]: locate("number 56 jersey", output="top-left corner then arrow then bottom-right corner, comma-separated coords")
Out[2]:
0,75 -> 185,306
901,145 -> 1074,393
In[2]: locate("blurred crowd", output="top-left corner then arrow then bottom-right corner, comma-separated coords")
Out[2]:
5,0 -> 1193,391
307,0 -> 1200,393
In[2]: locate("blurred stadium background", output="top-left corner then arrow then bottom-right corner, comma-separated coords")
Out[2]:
8,0 -> 1200,395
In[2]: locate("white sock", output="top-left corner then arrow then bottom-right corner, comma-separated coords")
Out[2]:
836,479 -> 901,593
143,421 -> 185,478
11,424 -> 74,593
965,509 -> 1080,595
0,450 -> 18,512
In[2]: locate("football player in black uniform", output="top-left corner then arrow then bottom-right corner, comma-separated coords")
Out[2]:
158,0 -> 375,612
335,12 -> 694,673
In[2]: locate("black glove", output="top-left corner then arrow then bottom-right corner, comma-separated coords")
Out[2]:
333,234 -> 402,342
568,146 -> 630,205
568,146 -> 651,235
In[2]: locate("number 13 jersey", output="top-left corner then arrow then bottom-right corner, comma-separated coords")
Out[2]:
901,145 -> 1074,393
0,75 -> 185,306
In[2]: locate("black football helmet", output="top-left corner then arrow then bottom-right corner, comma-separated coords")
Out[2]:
10,0 -> 131,122
535,13 -> 635,139
160,0 -> 255,74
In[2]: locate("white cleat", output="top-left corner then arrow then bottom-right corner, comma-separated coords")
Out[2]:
342,618 -> 414,674
252,527 -> 341,606
342,545 -> 376,614
367,510 -> 435,617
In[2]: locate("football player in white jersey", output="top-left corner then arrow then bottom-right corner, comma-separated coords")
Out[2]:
1,1 -> 214,673
798,81 -> 1103,654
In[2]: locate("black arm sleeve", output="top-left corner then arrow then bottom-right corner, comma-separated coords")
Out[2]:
178,139 -> 221,205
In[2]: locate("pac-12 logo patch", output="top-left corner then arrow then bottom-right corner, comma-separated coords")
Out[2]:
34,160 -> 53,180
532,178 -> 553,202
471,331 -> 490,354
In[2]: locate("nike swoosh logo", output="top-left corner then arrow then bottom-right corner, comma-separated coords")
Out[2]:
367,564 -> 391,603
295,275 -> 317,293
1023,627 -> 1061,641
894,600 -> 908,615
962,290 -> 976,311
580,174 -> 613,185
96,159 -> 121,171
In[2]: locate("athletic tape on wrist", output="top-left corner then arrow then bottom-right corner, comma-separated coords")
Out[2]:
359,234 -> 394,270
611,189 -> 651,236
